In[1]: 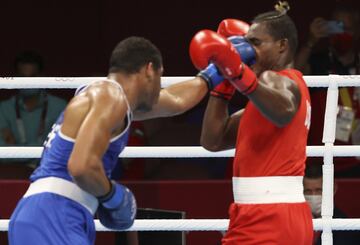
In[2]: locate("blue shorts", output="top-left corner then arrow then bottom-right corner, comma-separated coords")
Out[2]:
8,193 -> 95,245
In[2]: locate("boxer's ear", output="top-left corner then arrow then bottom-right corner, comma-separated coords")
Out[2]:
146,62 -> 154,71
144,63 -> 155,80
278,38 -> 288,54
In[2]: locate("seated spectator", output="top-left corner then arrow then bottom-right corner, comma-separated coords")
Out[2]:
295,4 -> 360,176
304,164 -> 360,244
0,51 -> 66,167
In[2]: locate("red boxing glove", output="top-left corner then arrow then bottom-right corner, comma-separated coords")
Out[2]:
189,30 -> 242,77
210,80 -> 235,100
190,30 -> 258,95
217,19 -> 250,37
213,18 -> 250,98
230,63 -> 258,95
215,18 -> 252,96
217,19 -> 258,95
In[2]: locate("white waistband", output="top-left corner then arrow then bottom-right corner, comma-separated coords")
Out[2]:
24,177 -> 98,215
232,176 -> 305,204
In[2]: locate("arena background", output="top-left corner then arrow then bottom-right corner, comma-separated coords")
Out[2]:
0,0 -> 358,76
1,0 -> 360,244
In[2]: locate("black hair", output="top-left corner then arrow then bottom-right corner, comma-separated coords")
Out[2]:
109,36 -> 163,74
252,2 -> 298,57
305,164 -> 323,179
14,51 -> 44,72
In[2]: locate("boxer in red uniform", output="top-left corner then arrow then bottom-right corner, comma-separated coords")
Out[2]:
191,6 -> 313,245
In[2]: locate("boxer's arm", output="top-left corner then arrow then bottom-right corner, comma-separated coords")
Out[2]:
248,71 -> 301,127
133,76 -> 208,121
67,88 -> 127,197
201,97 -> 243,151
189,29 -> 300,127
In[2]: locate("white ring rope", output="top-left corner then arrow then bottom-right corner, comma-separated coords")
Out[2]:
1,219 -> 360,231
0,75 -> 359,89
0,77 -> 183,89
1,75 -> 360,244
1,145 -> 360,158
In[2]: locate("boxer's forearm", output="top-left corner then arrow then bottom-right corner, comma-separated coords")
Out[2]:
70,158 -> 111,197
163,76 -> 208,114
133,77 -> 208,120
201,97 -> 240,151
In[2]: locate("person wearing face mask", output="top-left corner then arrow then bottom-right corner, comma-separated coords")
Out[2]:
304,163 -> 360,244
295,3 -> 360,177
0,51 -> 67,168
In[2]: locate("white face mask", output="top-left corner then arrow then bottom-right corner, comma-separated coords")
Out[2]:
305,195 -> 322,217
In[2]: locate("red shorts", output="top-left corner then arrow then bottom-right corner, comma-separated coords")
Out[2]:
222,202 -> 313,245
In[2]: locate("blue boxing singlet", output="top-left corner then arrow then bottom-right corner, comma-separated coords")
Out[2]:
9,79 -> 132,245
30,79 -> 132,182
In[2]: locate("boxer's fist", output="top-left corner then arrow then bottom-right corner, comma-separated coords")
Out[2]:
190,30 -> 258,95
97,181 -> 137,230
197,36 -> 255,89
231,63 -> 258,95
217,19 -> 250,37
218,19 -> 255,66
197,63 -> 224,90
190,30 -> 242,78
210,80 -> 235,100
228,36 -> 256,66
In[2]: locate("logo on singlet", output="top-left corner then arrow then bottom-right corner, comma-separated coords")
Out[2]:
43,124 -> 61,149
305,100 -> 311,130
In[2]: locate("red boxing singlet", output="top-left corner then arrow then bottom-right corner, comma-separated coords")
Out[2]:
233,69 -> 311,177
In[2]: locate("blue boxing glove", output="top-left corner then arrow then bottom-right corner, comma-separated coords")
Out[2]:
197,63 -> 223,90
97,180 -> 137,230
228,36 -> 256,66
198,36 -> 255,90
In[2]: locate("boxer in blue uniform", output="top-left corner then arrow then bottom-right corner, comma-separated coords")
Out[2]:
8,29 -> 256,244
7,36 -> 217,245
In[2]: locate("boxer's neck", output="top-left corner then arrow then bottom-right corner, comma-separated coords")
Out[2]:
107,73 -> 142,111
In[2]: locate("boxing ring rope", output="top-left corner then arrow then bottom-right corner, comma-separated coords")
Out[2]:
0,75 -> 360,245
1,145 -> 360,158
1,219 -> 360,232
0,74 -> 358,88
